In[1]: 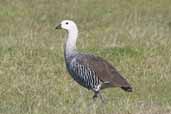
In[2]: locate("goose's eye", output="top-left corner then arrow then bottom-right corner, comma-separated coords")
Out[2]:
66,22 -> 69,25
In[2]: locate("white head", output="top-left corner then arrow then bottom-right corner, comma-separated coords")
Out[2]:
56,20 -> 78,56
56,20 -> 78,31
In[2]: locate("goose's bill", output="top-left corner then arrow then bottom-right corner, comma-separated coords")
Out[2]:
56,24 -> 61,29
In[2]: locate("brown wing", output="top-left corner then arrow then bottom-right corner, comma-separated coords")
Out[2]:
76,54 -> 132,91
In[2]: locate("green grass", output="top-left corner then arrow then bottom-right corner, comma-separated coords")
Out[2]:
0,0 -> 171,114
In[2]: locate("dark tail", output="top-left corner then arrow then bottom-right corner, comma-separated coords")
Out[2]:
121,86 -> 133,92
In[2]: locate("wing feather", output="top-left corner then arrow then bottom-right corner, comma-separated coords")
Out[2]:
76,54 -> 132,89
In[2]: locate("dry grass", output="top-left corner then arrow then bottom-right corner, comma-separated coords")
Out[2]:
0,0 -> 171,114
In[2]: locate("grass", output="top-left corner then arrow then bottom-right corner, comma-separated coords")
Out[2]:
0,0 -> 171,114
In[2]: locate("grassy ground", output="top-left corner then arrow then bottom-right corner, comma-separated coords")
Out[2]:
0,0 -> 171,114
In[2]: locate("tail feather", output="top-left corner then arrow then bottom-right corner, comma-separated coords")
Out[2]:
121,86 -> 133,92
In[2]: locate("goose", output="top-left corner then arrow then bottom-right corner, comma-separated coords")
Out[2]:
56,20 -> 132,100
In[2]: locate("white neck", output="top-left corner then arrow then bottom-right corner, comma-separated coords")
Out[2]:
64,26 -> 78,57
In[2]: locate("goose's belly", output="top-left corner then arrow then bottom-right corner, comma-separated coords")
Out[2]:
67,63 -> 101,91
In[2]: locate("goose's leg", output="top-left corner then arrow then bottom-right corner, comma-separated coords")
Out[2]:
99,92 -> 105,103
92,91 -> 105,103
92,91 -> 99,100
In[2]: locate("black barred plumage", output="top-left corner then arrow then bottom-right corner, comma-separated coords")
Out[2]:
56,20 -> 133,101
69,57 -> 101,91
